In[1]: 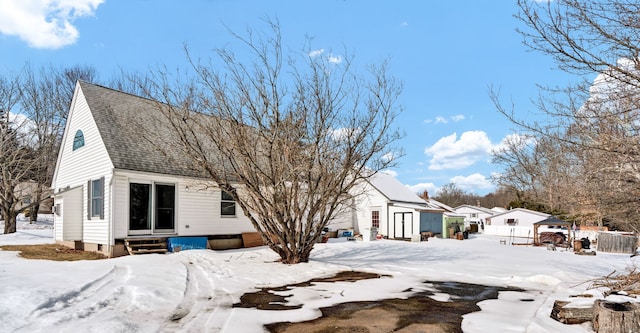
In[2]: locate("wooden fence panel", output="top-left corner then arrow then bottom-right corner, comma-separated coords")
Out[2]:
597,232 -> 638,254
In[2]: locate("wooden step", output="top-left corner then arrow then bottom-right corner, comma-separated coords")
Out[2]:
129,242 -> 167,248
125,237 -> 168,255
126,237 -> 166,243
130,248 -> 168,254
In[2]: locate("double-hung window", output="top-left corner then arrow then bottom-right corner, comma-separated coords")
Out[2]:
221,190 -> 236,216
88,177 -> 104,219
371,210 -> 380,229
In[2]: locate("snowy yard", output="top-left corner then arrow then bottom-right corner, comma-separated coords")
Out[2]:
1,218 -> 638,332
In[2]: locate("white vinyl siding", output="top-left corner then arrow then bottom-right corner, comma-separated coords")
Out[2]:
178,184 -> 254,235
353,182 -> 388,236
52,87 -> 113,246
62,187 -> 83,241
454,205 -> 494,223
111,172 -> 255,237
326,201 -> 357,231
489,209 -> 549,227
112,174 -> 129,239
53,197 -> 63,241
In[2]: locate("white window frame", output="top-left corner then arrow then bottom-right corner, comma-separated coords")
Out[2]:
88,177 -> 104,219
220,190 -> 236,217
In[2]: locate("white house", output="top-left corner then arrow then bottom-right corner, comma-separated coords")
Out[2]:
454,204 -> 494,231
345,172 -> 440,240
484,208 -> 550,238
490,207 -> 507,214
52,81 -> 431,256
52,81 -> 257,256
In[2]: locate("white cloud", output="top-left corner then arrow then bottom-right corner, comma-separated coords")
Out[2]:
328,55 -> 342,64
330,127 -> 360,141
0,0 -> 103,49
400,21 -> 409,27
309,49 -> 342,64
451,114 -> 465,122
308,49 -> 325,58
449,173 -> 494,193
434,116 -> 448,124
381,152 -> 396,162
406,182 -> 438,196
491,133 -> 535,155
425,114 -> 466,125
424,131 -> 493,170
6,112 -> 41,145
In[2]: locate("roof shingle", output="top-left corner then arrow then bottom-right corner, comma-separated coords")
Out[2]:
79,81 -> 206,178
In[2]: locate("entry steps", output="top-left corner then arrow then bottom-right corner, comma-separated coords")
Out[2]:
125,237 -> 168,255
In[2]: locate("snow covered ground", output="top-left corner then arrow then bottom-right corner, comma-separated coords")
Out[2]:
1,217 -> 638,332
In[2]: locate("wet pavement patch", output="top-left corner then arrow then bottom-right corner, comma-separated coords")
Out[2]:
234,271 -> 523,333
232,271 -> 388,311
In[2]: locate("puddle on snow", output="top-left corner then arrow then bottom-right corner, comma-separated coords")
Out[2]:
233,271 -> 525,333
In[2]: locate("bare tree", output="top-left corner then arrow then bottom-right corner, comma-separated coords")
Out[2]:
19,64 -> 97,222
0,73 -> 35,233
143,22 -> 403,264
0,65 -> 97,233
432,183 -> 471,207
491,0 -> 640,231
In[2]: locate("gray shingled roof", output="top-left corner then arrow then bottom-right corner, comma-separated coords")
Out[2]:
79,81 -> 206,178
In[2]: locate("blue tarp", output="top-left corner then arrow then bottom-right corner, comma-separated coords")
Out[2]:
167,237 -> 208,252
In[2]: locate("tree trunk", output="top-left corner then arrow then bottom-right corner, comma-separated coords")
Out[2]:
592,300 -> 640,333
3,211 -> 16,234
30,203 -> 40,223
550,300 -> 593,324
30,189 -> 41,223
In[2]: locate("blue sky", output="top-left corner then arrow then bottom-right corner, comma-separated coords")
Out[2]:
0,0 -> 572,196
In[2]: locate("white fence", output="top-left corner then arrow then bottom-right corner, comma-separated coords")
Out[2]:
484,225 -> 533,241
485,225 -> 602,244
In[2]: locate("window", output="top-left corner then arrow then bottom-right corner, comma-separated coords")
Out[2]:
22,195 -> 31,205
371,210 -> 380,229
88,177 -> 104,219
471,213 -> 478,218
221,190 -> 236,216
73,130 -> 85,150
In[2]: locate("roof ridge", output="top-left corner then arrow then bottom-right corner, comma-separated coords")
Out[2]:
78,80 -> 158,105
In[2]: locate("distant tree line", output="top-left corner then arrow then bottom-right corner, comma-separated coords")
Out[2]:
426,183 -> 517,211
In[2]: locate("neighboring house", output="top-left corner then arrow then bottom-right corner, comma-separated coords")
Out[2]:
52,81 -> 256,257
15,181 -> 53,215
490,207 -> 507,214
346,172 -> 441,240
454,204 -> 494,230
426,198 -> 455,212
484,208 -> 551,238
